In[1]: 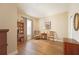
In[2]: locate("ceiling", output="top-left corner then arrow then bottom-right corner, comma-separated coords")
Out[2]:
18,3 -> 70,18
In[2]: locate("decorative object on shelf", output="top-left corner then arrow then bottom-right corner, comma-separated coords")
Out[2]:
73,13 -> 79,31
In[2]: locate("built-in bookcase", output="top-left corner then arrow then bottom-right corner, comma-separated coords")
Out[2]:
17,20 -> 24,42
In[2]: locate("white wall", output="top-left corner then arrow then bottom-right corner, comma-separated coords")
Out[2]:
39,12 -> 68,41
0,4 -> 17,54
33,19 -> 39,31
68,4 -> 79,42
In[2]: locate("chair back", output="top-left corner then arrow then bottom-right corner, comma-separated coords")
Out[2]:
49,31 -> 56,36
33,30 -> 40,35
48,31 -> 57,40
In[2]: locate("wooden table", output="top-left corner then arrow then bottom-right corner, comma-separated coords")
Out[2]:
41,33 -> 47,40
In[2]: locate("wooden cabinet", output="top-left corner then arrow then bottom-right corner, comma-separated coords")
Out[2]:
0,29 -> 9,55
64,42 -> 79,55
64,38 -> 79,55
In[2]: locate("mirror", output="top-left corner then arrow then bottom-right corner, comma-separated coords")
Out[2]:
73,13 -> 79,31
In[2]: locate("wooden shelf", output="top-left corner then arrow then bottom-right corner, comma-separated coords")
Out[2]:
17,20 -> 24,42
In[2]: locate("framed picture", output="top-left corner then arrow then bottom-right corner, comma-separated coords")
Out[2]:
45,21 -> 51,29
73,13 -> 79,31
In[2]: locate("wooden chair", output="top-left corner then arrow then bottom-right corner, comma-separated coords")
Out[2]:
18,33 -> 24,42
33,30 -> 40,40
48,31 -> 57,41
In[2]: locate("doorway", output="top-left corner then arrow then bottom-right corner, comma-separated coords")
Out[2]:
17,17 -> 33,52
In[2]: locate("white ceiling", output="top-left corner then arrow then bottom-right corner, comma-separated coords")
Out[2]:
18,3 -> 70,17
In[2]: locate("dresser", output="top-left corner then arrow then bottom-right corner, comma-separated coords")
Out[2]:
64,38 -> 79,55
0,29 -> 9,55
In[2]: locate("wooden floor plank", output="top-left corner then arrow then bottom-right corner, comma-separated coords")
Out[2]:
17,40 -> 64,55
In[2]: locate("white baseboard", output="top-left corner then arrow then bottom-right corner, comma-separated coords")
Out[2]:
8,50 -> 18,55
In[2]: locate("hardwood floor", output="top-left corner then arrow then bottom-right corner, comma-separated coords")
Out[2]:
17,40 -> 79,55
17,40 -> 64,55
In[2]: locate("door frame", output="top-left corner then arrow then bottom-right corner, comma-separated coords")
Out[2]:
22,16 -> 33,40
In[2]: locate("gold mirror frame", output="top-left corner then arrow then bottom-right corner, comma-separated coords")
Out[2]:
73,13 -> 79,31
